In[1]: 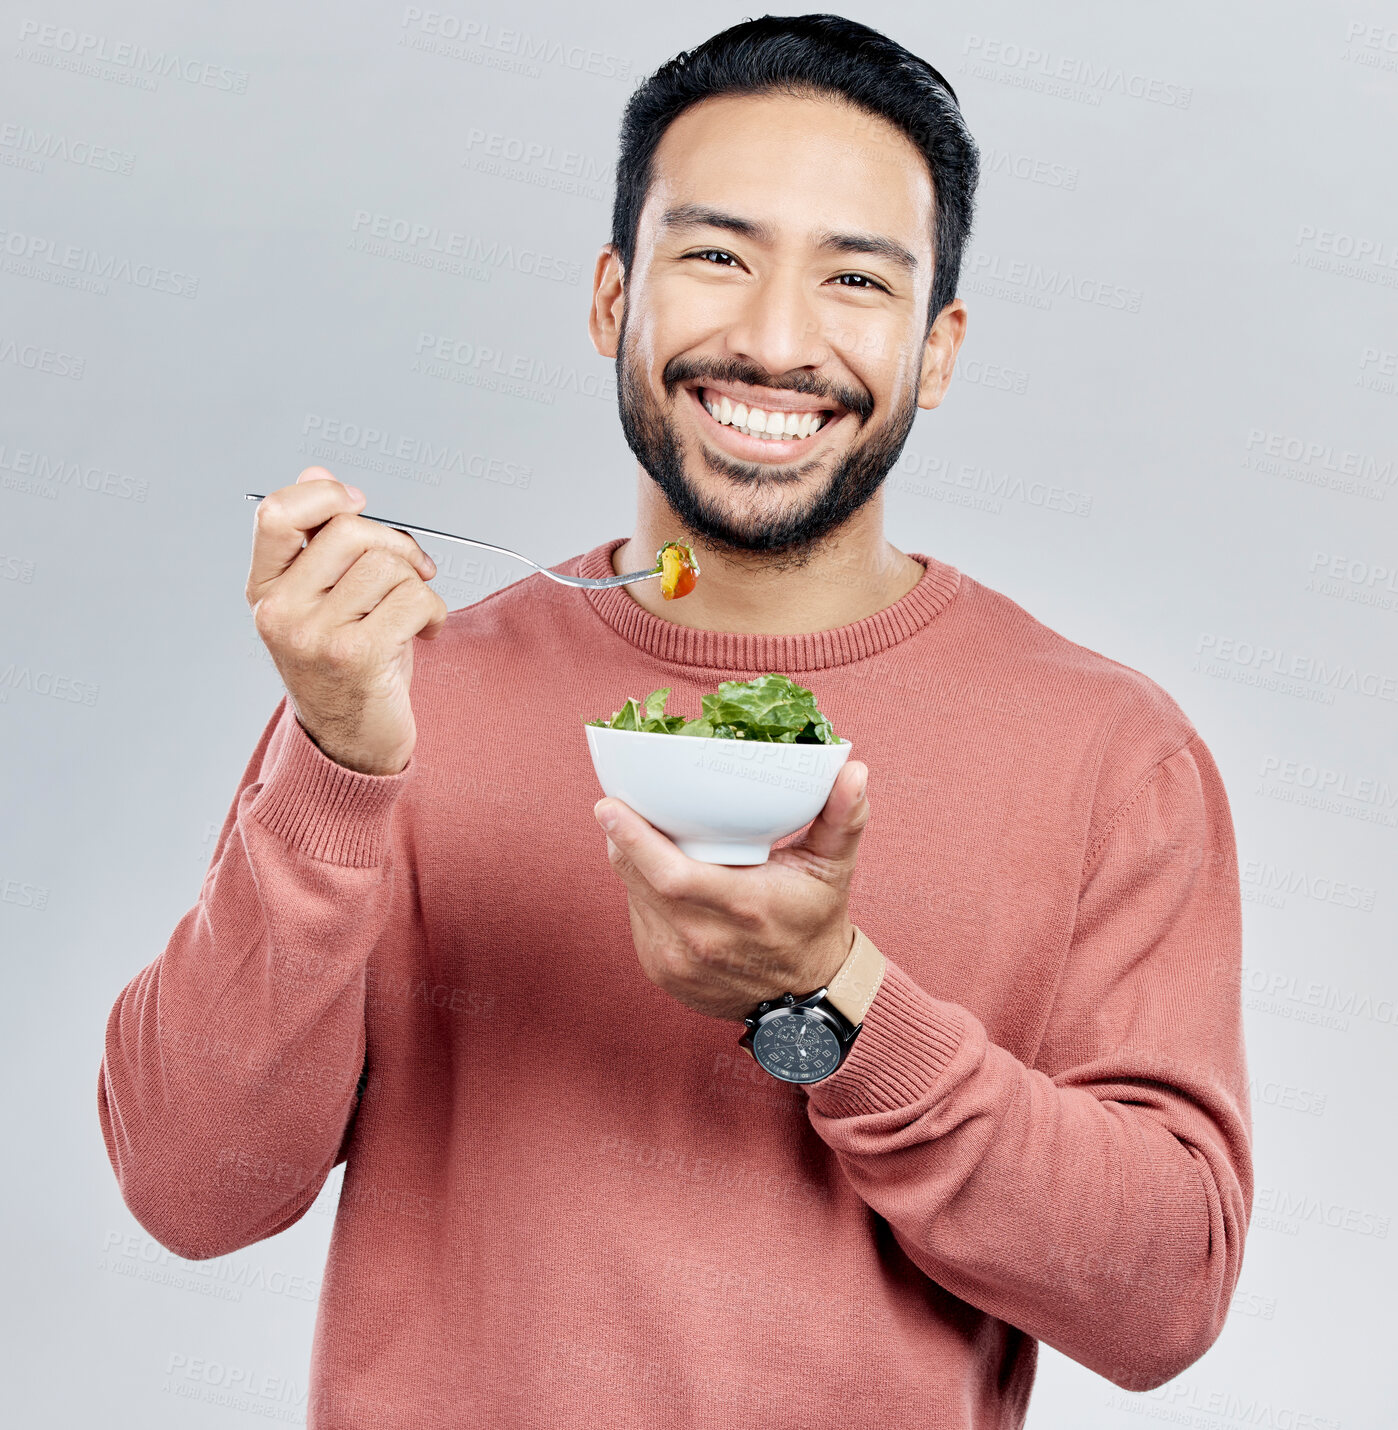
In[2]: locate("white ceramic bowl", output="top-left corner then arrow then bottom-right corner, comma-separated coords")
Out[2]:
584,724 -> 853,864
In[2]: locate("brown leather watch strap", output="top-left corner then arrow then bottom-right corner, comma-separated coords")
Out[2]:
823,925 -> 886,1027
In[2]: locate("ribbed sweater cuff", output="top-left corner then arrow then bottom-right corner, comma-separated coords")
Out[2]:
804,955 -> 966,1117
248,710 -> 411,867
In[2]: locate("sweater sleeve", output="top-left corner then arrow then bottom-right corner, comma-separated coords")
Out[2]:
97,695 -> 411,1261
803,733 -> 1253,1392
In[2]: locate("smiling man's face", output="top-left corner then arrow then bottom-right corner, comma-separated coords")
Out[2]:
592,89 -> 964,563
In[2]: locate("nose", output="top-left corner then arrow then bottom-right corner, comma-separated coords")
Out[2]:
721,261 -> 832,380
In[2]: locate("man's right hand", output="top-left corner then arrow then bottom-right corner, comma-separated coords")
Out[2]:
245,468 -> 449,776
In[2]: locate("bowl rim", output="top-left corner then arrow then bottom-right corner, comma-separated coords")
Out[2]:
583,724 -> 850,750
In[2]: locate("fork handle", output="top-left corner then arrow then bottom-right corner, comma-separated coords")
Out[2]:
242,492 -> 535,568
241,492 -> 660,590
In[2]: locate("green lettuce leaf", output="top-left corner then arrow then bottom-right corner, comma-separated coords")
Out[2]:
583,673 -> 838,744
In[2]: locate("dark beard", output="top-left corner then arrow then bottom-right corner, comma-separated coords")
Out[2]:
613,308 -> 919,569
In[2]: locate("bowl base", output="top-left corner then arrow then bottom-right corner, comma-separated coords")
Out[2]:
675,839 -> 772,866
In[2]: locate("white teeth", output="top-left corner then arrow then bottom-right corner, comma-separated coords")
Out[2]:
700,389 -> 828,441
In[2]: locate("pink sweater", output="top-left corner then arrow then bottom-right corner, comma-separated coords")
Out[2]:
99,538 -> 1252,1428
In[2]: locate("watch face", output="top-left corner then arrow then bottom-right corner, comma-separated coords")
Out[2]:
752,1010 -> 844,1083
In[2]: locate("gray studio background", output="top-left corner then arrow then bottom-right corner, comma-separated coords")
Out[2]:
3,1 -> 1395,1424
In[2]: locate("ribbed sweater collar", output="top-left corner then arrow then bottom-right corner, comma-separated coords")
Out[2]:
576,536 -> 961,673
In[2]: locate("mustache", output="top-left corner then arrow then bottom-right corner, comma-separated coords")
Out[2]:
661,354 -> 875,424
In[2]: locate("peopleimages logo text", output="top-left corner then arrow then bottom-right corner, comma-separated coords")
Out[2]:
350,211 -> 579,285
1258,755 -> 1396,807
1197,633 -> 1398,704
0,227 -> 197,297
960,34 -> 1192,108
399,8 -> 632,80
15,21 -> 249,92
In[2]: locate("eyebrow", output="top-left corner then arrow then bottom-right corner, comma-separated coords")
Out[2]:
659,204 -> 919,275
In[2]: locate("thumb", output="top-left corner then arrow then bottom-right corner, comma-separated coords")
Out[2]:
792,761 -> 869,865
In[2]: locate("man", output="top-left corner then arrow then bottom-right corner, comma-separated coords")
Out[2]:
99,14 -> 1252,1427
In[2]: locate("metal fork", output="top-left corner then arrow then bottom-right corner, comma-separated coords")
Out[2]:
242,493 -> 669,590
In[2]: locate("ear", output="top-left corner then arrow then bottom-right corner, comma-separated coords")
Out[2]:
916,297 -> 968,410
589,244 -> 626,358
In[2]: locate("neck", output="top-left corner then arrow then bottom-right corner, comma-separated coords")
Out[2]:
611,465 -> 925,636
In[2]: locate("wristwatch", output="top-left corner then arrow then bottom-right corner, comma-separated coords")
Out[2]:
739,927 -> 886,1084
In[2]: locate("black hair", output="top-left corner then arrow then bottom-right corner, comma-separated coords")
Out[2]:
610,13 -> 980,329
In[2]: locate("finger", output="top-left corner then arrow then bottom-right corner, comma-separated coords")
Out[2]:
413,587 -> 451,639
595,797 -> 730,907
247,470 -> 366,593
319,548 -> 424,623
276,511 -> 437,607
359,569 -> 450,644
296,466 -> 354,492
603,833 -> 673,912
789,761 -> 869,866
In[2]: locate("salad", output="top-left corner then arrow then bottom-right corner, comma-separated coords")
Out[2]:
654,541 -> 699,600
584,673 -> 838,744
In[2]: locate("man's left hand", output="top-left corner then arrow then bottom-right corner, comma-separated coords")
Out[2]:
592,761 -> 870,1021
